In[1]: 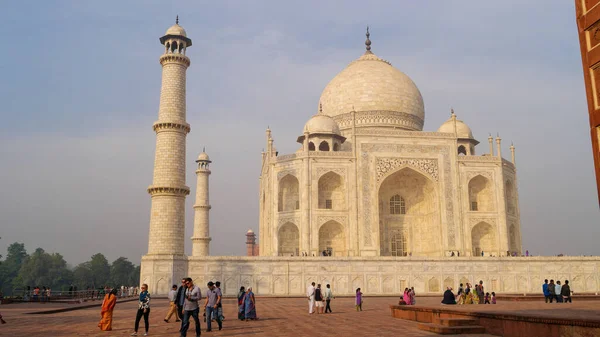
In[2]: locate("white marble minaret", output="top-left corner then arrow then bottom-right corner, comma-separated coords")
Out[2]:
192,149 -> 212,256
141,17 -> 192,294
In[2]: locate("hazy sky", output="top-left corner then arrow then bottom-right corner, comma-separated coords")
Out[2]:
1,1 -> 598,266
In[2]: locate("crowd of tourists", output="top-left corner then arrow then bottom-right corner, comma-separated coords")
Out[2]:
542,279 -> 572,303
305,282 -> 336,313
98,277 -> 253,336
438,280 -> 496,305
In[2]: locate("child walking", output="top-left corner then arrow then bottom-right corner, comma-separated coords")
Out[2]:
491,292 -> 496,304
484,292 -> 490,304
355,288 -> 363,311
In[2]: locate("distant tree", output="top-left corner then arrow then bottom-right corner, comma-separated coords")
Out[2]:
0,243 -> 29,295
72,262 -> 94,290
109,257 -> 135,286
89,253 -> 110,288
17,248 -> 72,290
130,265 -> 141,286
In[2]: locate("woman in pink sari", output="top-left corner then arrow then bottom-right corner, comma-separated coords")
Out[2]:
402,288 -> 411,305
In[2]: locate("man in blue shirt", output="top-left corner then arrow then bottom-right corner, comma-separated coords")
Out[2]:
542,279 -> 550,303
204,281 -> 222,332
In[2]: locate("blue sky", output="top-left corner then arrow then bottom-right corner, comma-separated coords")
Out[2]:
0,0 -> 598,265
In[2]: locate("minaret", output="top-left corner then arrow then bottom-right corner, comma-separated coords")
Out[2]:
246,229 -> 257,256
192,149 -> 212,256
496,133 -> 502,158
147,18 -> 192,256
488,134 -> 494,156
141,18 -> 192,294
510,142 -> 516,165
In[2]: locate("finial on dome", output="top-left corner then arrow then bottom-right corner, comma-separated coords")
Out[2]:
319,103 -> 323,114
365,26 -> 372,54
451,108 -> 455,116
202,146 -> 206,153
176,15 -> 179,25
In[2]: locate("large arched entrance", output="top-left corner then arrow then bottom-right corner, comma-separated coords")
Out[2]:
278,222 -> 299,256
471,221 -> 496,256
318,221 -> 345,256
378,167 -> 440,256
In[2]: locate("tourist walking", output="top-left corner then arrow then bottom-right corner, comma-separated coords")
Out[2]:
464,283 -> 473,304
214,281 -> 224,322
204,281 -> 222,332
410,287 -> 416,305
176,278 -> 187,321
306,282 -> 316,314
164,284 -> 180,323
324,284 -> 333,313
484,292 -> 490,304
315,284 -> 324,314
180,278 -> 202,337
548,280 -> 556,303
237,286 -> 246,320
98,288 -> 118,331
243,287 -> 258,320
555,281 -> 563,303
561,280 -> 572,303
130,284 -> 150,336
355,288 -> 363,311
543,279 -> 550,302
0,312 -> 5,324
476,280 -> 485,304
491,292 -> 496,304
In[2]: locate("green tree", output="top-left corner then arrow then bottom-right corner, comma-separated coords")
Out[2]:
0,243 -> 29,295
89,253 -> 110,288
109,257 -> 135,286
130,265 -> 141,286
17,248 -> 72,290
72,262 -> 93,290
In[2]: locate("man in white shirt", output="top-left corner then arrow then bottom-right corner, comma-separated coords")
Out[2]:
163,285 -> 180,323
324,284 -> 333,313
306,282 -> 315,314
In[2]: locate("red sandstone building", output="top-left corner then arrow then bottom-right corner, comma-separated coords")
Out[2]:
575,0 -> 600,205
246,229 -> 259,256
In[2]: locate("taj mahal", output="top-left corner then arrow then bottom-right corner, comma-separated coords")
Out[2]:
140,20 -> 600,296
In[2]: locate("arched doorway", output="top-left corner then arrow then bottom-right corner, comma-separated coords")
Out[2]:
378,167 -> 440,256
318,172 -> 345,210
278,222 -> 299,256
278,174 -> 299,212
318,221 -> 345,256
471,222 -> 496,256
468,175 -> 494,212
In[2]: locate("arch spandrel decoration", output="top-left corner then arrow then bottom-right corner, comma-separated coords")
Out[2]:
316,167 -> 347,179
361,144 -> 454,248
376,157 -> 439,184
316,216 -> 348,229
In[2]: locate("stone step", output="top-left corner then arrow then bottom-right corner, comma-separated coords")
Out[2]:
417,323 -> 486,335
434,318 -> 479,326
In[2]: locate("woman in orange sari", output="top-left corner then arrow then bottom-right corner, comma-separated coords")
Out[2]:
98,288 -> 118,331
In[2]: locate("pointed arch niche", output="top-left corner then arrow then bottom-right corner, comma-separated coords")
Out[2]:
278,174 -> 299,212
468,175 -> 494,212
378,167 -> 440,256
278,222 -> 299,256
318,220 -> 346,256
471,221 -> 496,256
318,172 -> 345,210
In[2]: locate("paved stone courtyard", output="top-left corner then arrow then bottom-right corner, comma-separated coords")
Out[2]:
0,297 -> 498,336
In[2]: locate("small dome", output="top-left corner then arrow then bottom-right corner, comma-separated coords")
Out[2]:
303,113 -> 341,135
246,229 -> 254,234
165,24 -> 187,37
438,115 -> 474,139
197,151 -> 210,161
319,52 -> 424,130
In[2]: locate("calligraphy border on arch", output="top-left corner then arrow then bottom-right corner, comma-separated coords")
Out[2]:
360,143 -> 455,248
376,157 -> 439,183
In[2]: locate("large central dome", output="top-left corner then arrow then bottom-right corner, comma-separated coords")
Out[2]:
319,38 -> 425,131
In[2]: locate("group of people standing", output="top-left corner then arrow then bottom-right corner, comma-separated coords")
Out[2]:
440,281 -> 496,305
306,282 -> 335,314
543,279 -> 572,303
400,287 -> 416,305
236,286 -> 258,321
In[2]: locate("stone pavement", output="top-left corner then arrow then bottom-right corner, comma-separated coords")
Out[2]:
0,297 -> 495,336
